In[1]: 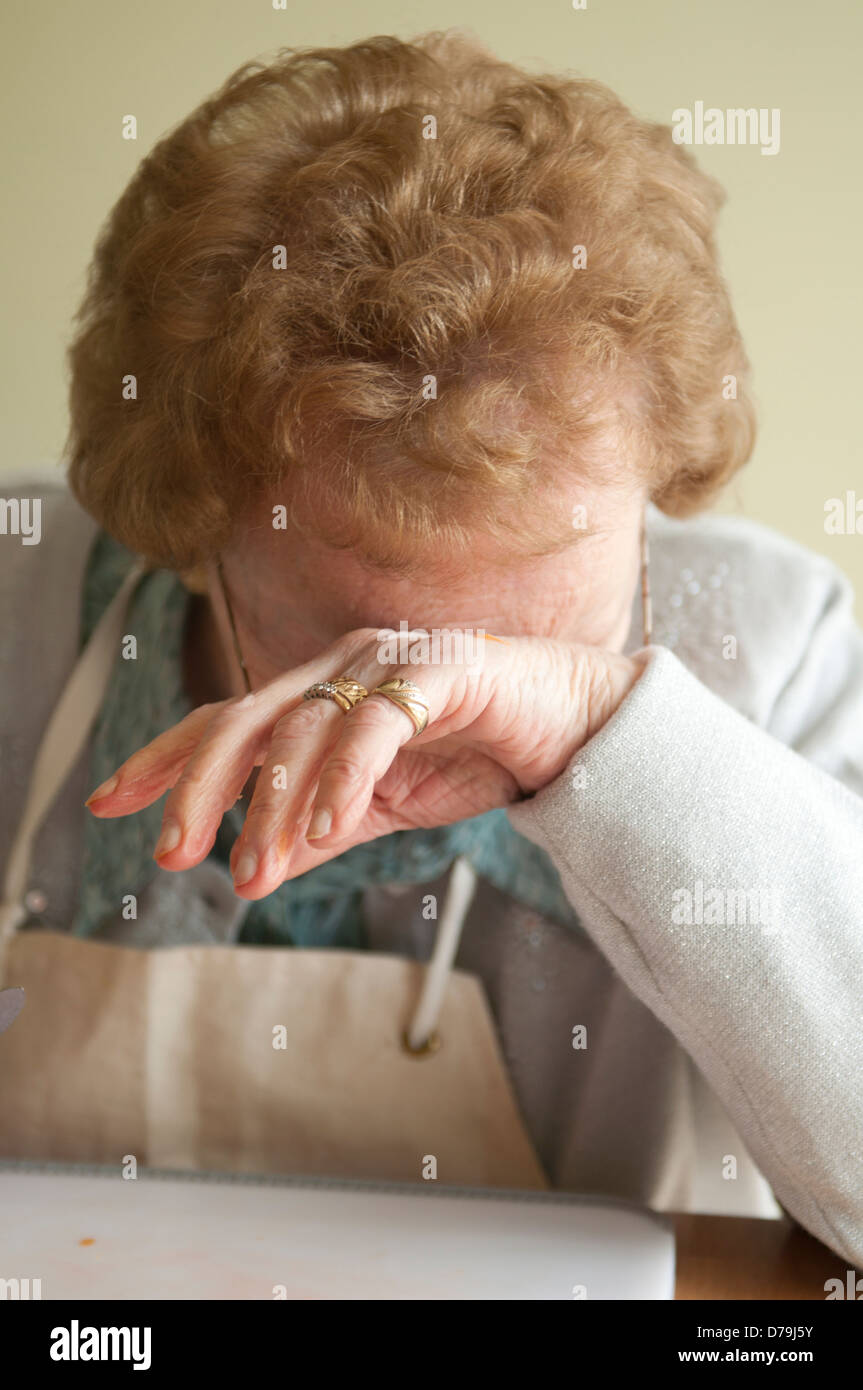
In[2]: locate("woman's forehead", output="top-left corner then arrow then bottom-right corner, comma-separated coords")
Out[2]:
226,500 -> 642,641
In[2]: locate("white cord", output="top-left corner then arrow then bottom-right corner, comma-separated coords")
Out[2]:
406,855 -> 478,1049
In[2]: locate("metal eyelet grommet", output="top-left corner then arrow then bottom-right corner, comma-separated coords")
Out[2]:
401,1027 -> 442,1057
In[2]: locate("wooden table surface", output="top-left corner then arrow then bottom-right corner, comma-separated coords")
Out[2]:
674,1213 -> 858,1300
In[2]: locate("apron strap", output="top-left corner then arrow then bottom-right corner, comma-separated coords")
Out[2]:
405,855 -> 478,1051
0,561 -> 147,952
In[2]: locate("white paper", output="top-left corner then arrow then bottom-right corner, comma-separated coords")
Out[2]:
0,1163 -> 676,1300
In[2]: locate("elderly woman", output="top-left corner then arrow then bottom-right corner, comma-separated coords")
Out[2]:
1,31 -> 861,1268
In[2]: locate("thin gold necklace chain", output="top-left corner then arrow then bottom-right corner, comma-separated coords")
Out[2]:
215,559 -> 253,696
640,514 -> 653,647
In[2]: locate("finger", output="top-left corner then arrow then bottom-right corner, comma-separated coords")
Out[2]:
151,697 -> 279,870
304,681 -> 436,849
85,640 -> 364,823
84,704 -> 221,816
228,696 -> 347,897
120,659 -> 360,868
152,680 -> 338,871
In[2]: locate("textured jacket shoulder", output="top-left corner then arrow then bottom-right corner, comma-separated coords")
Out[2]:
646,507 -> 855,726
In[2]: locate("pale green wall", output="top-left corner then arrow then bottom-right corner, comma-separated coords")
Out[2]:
2,0 -> 861,599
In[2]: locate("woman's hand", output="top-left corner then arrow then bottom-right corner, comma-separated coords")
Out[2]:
85,628 -> 646,899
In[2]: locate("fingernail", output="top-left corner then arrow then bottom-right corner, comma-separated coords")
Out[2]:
85,774 -> 119,806
233,852 -> 258,886
307,808 -> 332,840
154,820 -> 182,858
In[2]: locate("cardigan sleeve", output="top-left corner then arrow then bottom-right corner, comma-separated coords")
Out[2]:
507,569 -> 863,1268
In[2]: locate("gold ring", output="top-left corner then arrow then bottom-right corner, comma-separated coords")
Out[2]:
302,676 -> 368,713
371,678 -> 430,737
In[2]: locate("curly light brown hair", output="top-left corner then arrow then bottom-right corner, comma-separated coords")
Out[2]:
66,29 -> 756,574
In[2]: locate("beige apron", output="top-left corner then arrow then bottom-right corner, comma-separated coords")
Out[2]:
0,566 -> 548,1190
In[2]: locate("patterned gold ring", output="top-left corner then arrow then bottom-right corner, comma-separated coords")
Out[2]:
301,676 -> 368,713
371,678 -> 430,737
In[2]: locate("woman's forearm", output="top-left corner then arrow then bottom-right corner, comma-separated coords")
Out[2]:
508,641 -> 863,1267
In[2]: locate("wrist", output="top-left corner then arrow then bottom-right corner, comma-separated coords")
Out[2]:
583,649 -> 649,744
